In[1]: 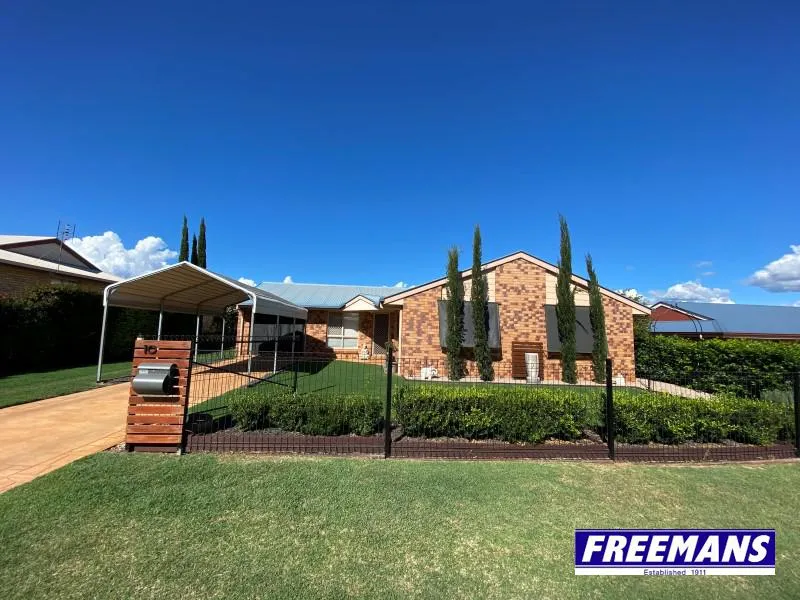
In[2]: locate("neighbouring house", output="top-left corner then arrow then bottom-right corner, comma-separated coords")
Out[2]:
237,251 -> 649,382
650,301 -> 800,341
0,235 -> 119,297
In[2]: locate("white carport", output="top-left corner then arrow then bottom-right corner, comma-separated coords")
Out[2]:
97,261 -> 307,381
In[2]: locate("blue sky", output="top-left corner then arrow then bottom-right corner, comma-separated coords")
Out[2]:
1,1 -> 799,304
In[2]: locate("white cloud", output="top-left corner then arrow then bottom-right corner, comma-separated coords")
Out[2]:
650,281 -> 734,304
67,231 -> 177,278
695,260 -> 713,269
238,277 -> 257,287
282,275 -> 294,284
747,245 -> 800,292
701,271 -> 716,277
393,281 -> 408,288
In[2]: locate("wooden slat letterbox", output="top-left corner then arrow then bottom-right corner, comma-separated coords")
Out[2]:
126,339 -> 192,452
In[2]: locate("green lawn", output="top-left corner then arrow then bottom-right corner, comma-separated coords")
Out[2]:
1,454 -> 798,599
0,361 -> 132,409
189,359 -> 625,419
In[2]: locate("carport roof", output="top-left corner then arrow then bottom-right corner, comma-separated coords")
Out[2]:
103,261 -> 307,319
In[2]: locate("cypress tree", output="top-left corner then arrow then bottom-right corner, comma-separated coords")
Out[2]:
179,216 -> 189,262
471,226 -> 494,381
556,215 -> 577,383
445,247 -> 466,381
586,254 -> 608,383
198,218 -> 207,268
190,235 -> 198,265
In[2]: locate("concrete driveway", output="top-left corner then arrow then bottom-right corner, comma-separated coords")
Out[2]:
0,383 -> 128,493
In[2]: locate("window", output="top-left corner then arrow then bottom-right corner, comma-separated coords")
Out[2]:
327,312 -> 359,348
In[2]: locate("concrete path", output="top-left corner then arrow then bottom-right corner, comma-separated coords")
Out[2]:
0,383 -> 128,493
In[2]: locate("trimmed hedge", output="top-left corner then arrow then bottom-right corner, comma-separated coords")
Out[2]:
394,384 -> 794,446
394,385 -> 603,444
635,334 -> 800,397
229,387 -> 383,436
613,390 -> 794,446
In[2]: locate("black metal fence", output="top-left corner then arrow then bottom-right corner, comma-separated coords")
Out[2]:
178,336 -> 800,462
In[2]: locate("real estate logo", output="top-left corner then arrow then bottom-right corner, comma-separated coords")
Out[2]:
574,529 -> 775,576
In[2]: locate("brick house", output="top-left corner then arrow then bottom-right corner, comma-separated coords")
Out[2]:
237,251 -> 649,382
0,235 -> 119,297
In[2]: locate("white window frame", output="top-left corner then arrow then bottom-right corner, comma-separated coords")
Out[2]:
327,312 -> 359,349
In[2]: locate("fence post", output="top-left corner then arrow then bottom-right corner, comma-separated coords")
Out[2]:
292,356 -> 299,392
384,345 -> 393,458
605,358 -> 615,460
794,372 -> 800,458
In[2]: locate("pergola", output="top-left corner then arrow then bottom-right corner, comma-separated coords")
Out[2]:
97,261 -> 307,381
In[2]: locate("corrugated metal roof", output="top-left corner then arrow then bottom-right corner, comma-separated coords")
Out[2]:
653,301 -> 800,335
105,262 -> 307,318
256,282 -> 402,308
0,248 -> 120,283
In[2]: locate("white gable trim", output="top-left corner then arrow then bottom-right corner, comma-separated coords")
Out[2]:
343,296 -> 379,312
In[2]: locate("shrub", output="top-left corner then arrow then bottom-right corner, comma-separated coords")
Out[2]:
395,383 -> 793,447
612,390 -> 794,446
0,284 -> 159,376
635,335 -> 800,397
228,386 -> 383,436
395,384 -> 602,444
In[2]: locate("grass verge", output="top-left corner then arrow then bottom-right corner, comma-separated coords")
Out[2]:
0,361 -> 131,409
0,453 -> 798,599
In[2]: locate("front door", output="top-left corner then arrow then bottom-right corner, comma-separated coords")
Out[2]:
373,313 -> 389,356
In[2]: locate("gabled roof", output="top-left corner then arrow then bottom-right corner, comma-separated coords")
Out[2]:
383,251 -> 650,314
256,282 -> 402,309
105,262 -> 307,318
650,302 -> 712,320
0,234 -> 119,284
652,301 -> 800,336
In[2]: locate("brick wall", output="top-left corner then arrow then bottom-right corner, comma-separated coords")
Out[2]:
0,263 -> 107,297
396,257 -> 637,382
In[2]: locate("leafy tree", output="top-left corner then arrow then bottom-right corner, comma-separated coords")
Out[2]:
198,217 -> 207,268
445,246 -> 466,380
556,215 -> 577,383
179,216 -> 189,261
471,225 -> 493,381
585,254 -> 608,383
190,234 -> 198,265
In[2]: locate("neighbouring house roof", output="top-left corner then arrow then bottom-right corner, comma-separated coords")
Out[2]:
383,251 -> 651,315
651,301 -> 800,337
105,262 -> 307,318
0,234 -> 120,284
256,282 -> 402,309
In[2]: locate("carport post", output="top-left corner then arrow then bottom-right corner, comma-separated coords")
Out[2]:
247,297 -> 256,374
194,313 -> 200,361
95,301 -> 110,383
220,315 -> 226,354
157,304 -> 164,340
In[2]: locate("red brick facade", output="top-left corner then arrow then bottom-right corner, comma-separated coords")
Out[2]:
233,256 -> 640,381
395,257 -> 638,382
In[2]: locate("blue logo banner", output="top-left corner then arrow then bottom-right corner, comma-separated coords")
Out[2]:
574,529 -> 775,575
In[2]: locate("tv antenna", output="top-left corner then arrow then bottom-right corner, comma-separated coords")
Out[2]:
55,221 -> 77,272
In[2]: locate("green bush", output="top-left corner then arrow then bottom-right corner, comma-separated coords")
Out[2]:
228,386 -> 383,436
395,384 -> 603,444
635,334 -> 800,397
613,390 -> 794,446
0,285 -> 160,376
